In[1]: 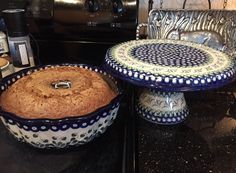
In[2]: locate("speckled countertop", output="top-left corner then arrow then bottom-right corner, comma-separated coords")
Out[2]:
1,85 -> 236,173
137,87 -> 236,173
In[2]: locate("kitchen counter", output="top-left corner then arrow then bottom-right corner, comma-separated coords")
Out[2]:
1,83 -> 236,173
137,84 -> 236,173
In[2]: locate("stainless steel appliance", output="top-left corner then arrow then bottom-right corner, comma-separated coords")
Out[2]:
0,0 -> 138,65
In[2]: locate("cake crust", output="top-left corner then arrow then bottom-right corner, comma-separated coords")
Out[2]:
0,66 -> 117,119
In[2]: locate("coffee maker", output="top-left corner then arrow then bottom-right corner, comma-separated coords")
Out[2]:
2,9 -> 35,71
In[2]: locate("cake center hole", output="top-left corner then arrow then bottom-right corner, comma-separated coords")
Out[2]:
51,80 -> 72,89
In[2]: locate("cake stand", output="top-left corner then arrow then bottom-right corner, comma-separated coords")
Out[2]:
104,39 -> 236,125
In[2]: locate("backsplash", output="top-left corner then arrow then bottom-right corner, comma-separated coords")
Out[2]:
138,0 -> 236,23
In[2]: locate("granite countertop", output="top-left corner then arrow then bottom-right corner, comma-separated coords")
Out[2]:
137,86 -> 236,173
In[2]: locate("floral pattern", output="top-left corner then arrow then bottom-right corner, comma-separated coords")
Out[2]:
137,90 -> 189,124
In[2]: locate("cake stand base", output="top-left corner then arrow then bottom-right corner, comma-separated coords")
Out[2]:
136,89 -> 189,125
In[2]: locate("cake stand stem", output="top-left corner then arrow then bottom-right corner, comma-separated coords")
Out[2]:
136,89 -> 189,125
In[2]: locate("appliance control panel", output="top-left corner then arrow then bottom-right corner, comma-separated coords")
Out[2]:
0,0 -> 137,39
83,0 -> 124,14
0,0 -> 137,28
54,0 -> 137,28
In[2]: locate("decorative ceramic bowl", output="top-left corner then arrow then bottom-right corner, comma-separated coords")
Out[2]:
0,64 -> 122,149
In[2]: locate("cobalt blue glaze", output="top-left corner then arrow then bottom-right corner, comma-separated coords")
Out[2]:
0,64 -> 122,148
104,39 -> 236,92
103,62 -> 236,92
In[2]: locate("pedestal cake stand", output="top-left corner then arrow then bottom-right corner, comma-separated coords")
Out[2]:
104,39 -> 236,125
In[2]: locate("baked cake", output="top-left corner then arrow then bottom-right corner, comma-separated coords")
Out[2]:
0,66 -> 117,119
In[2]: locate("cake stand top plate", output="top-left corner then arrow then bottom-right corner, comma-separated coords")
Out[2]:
104,39 -> 236,91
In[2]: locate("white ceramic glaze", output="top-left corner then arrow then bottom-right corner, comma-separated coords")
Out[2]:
0,106 -> 119,148
136,89 -> 189,124
0,64 -> 122,148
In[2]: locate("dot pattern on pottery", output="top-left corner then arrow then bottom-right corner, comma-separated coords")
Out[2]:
136,90 -> 189,125
0,106 -> 119,148
105,39 -> 236,91
0,64 -> 122,148
131,43 -> 209,67
136,104 -> 189,124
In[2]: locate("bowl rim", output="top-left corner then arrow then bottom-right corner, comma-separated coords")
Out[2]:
0,63 -> 123,124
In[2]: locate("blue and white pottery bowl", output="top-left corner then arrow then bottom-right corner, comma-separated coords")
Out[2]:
0,64 -> 122,149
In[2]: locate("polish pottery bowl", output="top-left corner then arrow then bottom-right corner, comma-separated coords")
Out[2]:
0,64 -> 122,149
